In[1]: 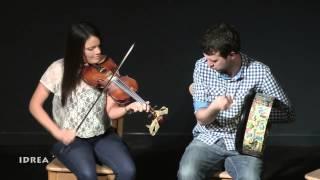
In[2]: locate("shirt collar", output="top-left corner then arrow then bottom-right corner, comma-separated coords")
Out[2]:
216,53 -> 248,81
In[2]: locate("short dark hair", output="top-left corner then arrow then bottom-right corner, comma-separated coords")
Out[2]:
201,22 -> 240,58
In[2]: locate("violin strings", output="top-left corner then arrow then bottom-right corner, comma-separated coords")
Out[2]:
113,77 -> 156,115
112,77 -> 145,103
117,79 -> 145,103
114,79 -> 144,103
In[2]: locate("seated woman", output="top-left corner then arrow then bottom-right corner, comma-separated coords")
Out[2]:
29,21 -> 150,180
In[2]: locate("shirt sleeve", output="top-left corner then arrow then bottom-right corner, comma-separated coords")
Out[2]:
260,66 -> 295,122
40,60 -> 63,94
193,101 -> 210,112
192,61 -> 211,112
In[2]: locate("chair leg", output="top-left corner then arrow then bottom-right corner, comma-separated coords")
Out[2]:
106,174 -> 116,180
48,171 -> 57,180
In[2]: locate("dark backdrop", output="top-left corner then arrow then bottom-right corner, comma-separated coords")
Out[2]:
1,1 -> 320,148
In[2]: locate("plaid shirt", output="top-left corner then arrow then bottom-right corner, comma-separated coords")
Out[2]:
192,53 -> 294,151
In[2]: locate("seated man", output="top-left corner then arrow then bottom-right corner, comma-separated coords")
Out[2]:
177,22 -> 294,180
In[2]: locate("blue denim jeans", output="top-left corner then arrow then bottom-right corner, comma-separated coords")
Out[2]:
177,138 -> 263,180
51,128 -> 135,180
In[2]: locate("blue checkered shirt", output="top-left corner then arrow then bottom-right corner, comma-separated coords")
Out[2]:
192,53 -> 294,151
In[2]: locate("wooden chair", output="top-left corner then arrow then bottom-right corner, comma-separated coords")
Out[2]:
189,83 -> 232,180
305,169 -> 320,180
212,171 -> 232,180
46,118 -> 124,180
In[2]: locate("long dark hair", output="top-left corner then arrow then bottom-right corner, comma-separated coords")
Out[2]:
61,22 -> 102,106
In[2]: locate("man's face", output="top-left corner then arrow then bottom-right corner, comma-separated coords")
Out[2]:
204,51 -> 231,73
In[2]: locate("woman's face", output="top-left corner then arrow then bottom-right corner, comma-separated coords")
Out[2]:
83,36 -> 102,64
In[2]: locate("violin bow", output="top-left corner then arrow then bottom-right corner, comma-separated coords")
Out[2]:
100,43 -> 135,92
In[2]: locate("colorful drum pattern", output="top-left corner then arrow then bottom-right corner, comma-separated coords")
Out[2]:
242,93 -> 275,156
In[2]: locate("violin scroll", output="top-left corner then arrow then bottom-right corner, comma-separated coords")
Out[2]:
146,106 -> 168,136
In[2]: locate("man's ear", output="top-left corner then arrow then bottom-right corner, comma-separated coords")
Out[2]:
229,51 -> 238,59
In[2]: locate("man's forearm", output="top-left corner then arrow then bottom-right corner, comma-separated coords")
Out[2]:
195,105 -> 220,125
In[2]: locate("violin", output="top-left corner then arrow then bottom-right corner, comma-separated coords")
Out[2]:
81,55 -> 168,136
82,55 -> 139,105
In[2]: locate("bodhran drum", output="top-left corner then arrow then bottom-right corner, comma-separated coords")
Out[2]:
235,90 -> 275,157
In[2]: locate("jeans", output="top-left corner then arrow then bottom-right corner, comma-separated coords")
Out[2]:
51,128 -> 135,180
177,138 -> 263,180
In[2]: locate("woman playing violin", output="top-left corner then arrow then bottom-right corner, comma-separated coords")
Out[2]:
29,21 -> 150,180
